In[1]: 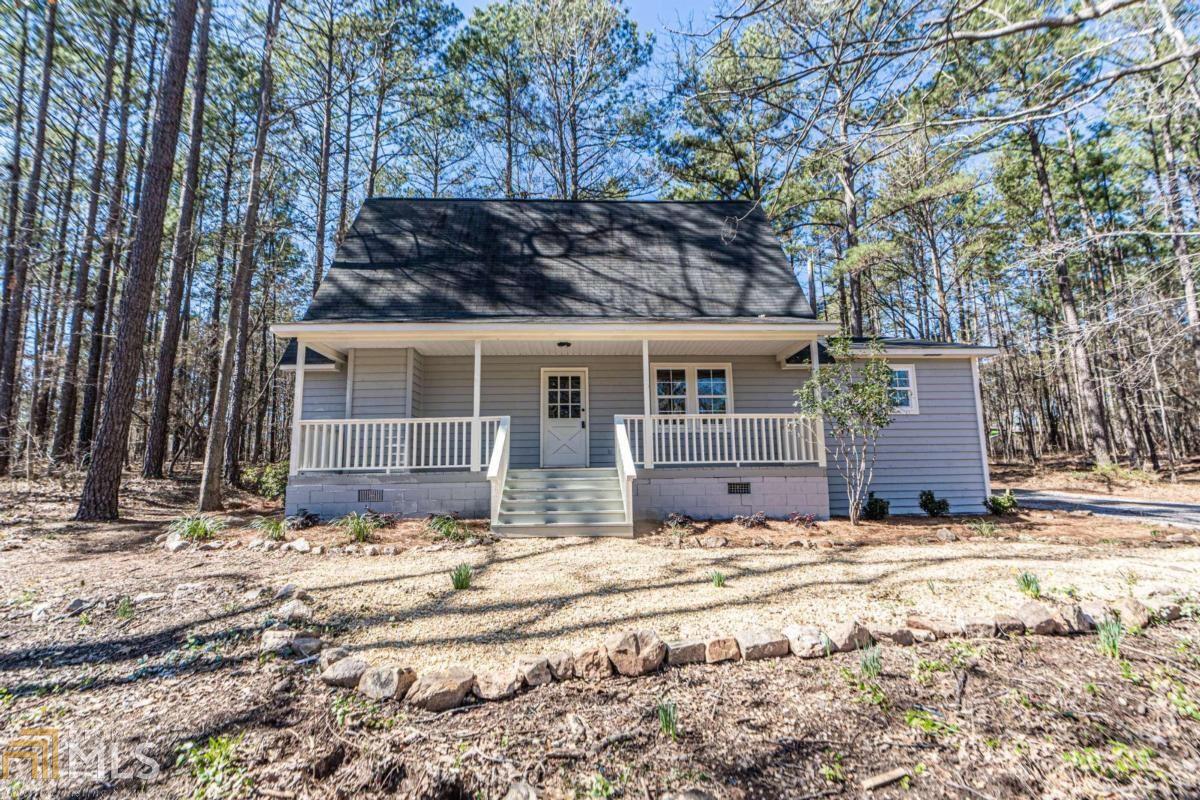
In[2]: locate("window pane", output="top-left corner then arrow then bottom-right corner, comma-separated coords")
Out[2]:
570,376 -> 580,389
699,397 -> 726,414
890,389 -> 910,408
548,405 -> 559,418
697,369 -> 727,396
657,397 -> 686,414
889,370 -> 910,388
549,376 -> 558,389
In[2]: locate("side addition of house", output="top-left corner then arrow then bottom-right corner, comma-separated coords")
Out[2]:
273,199 -> 995,535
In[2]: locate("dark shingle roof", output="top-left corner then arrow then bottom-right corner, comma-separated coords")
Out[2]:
301,199 -> 813,323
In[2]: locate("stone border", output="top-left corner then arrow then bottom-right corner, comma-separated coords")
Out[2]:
255,591 -> 1193,713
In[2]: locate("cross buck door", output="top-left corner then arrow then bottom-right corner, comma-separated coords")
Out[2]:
540,369 -> 589,468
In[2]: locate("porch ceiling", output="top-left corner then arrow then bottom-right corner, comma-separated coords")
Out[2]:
314,338 -> 815,357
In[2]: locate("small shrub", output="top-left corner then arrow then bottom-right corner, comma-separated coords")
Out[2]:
918,490 -> 950,517
984,490 -> 1019,516
860,492 -> 889,521
656,699 -> 679,741
709,571 -> 727,588
819,752 -> 845,783
337,512 -> 379,543
905,709 -> 958,737
427,513 -> 468,541
451,563 -> 473,590
285,509 -> 319,530
968,518 -> 997,537
176,734 -> 250,799
859,645 -> 882,679
243,461 -> 288,500
733,511 -> 767,528
1097,617 -> 1124,659
115,596 -> 133,620
251,516 -> 286,542
168,514 -> 225,542
1016,571 -> 1041,599
788,511 -> 817,529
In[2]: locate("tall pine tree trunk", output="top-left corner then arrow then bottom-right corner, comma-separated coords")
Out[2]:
76,0 -> 200,520
0,0 -> 58,474
144,0 -> 212,478
198,0 -> 282,512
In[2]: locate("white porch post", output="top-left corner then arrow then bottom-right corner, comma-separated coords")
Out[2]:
289,341 -> 306,476
811,339 -> 826,467
470,339 -> 482,471
642,339 -> 654,468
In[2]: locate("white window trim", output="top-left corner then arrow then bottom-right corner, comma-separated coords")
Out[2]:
650,362 -> 734,415
889,363 -> 919,415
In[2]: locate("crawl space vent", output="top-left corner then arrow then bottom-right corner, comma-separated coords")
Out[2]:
727,482 -> 751,495
358,489 -> 383,503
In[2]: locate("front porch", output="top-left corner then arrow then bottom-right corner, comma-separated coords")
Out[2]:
278,326 -> 832,534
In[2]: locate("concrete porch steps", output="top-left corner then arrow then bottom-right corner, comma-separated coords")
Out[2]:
492,467 -> 633,538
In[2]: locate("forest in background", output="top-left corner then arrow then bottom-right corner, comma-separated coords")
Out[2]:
0,0 -> 1198,519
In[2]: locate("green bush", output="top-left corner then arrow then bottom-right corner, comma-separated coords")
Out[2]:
984,489 -> 1020,516
1097,617 -> 1124,659
426,513 -> 468,541
860,492 -> 889,521
451,563 -> 473,590
243,461 -> 289,500
168,514 -> 225,542
918,490 -> 950,517
251,516 -> 286,541
337,512 -> 379,543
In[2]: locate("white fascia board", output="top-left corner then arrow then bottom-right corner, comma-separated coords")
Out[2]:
269,319 -> 839,342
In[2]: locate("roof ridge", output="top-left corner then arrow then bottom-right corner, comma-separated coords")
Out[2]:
361,197 -> 757,205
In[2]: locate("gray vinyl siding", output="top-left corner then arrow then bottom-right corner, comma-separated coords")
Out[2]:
350,348 -> 408,418
414,354 -> 805,470
300,370 -> 346,419
825,359 -> 987,516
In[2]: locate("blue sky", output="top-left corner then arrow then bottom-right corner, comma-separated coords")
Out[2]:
452,0 -> 720,39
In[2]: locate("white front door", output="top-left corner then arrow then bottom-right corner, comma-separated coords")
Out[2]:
540,369 -> 589,468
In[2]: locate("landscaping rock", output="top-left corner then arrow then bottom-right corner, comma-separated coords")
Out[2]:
734,628 -> 790,660
705,636 -> 740,664
286,538 -> 311,554
239,588 -> 265,603
1061,604 -> 1092,633
1079,602 -> 1114,629
260,540 -> 279,552
546,651 -> 575,681
936,528 -> 957,542
273,583 -> 298,600
906,615 -> 955,639
363,545 -> 380,556
319,647 -> 351,671
321,657 -> 370,688
574,646 -> 612,680
1014,601 -> 1068,635
994,615 -> 1026,636
874,628 -> 916,646
406,668 -> 475,711
783,624 -> 828,657
260,629 -> 323,657
503,782 -> 539,800
1154,603 -> 1182,622
358,665 -> 417,700
960,618 -> 997,638
911,629 -> 937,643
312,545 -> 325,555
516,656 -> 553,687
666,640 -> 706,666
605,630 -> 667,676
1164,533 -> 1196,544
826,621 -> 873,652
1112,597 -> 1153,629
474,667 -> 523,701
198,540 -> 224,551
699,536 -> 727,549
164,533 -> 188,552
277,599 -> 312,624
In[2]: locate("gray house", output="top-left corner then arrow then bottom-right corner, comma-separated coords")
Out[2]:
274,198 -> 995,536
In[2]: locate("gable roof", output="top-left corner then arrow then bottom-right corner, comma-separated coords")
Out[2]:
300,199 -> 813,324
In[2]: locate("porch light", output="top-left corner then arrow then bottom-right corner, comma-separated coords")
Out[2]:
557,341 -> 571,348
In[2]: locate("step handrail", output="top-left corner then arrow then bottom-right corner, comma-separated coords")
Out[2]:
486,416 -> 511,526
613,416 -> 638,525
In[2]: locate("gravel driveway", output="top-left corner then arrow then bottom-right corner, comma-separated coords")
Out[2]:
1012,489 -> 1200,530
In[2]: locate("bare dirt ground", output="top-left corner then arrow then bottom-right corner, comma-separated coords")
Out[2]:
992,456 -> 1200,504
2,475 -> 1200,798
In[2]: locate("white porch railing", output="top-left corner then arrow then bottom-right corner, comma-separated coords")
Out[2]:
295,416 -> 502,472
486,417 -> 511,524
613,418 -> 637,524
616,413 -> 825,468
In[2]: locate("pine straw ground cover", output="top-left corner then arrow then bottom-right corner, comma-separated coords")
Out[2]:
2,475 -> 1200,797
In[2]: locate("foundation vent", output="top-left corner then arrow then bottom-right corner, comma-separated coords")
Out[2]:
358,489 -> 383,503
727,482 -> 751,495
